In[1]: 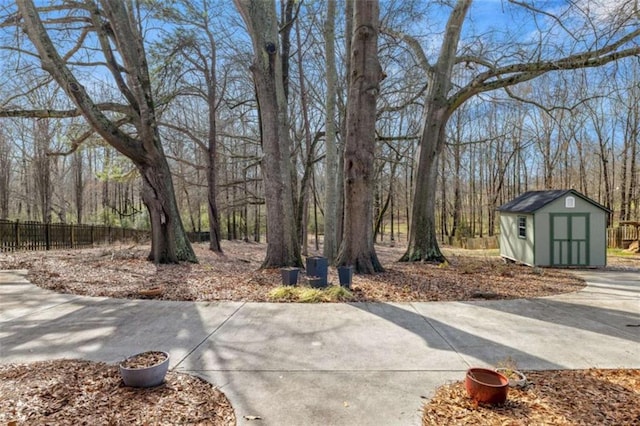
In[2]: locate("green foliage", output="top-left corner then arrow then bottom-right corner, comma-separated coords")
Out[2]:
267,285 -> 354,303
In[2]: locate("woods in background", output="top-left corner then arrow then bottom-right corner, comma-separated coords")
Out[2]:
0,0 -> 639,268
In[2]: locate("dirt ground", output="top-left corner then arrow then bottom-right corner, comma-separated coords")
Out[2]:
1,241 -> 638,425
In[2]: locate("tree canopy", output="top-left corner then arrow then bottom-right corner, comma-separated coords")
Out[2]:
1,0 -> 639,270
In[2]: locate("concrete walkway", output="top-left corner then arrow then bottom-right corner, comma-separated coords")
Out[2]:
1,269 -> 638,425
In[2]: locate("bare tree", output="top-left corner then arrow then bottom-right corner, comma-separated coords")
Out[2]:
234,0 -> 302,267
335,0 -> 384,273
0,127 -> 10,218
615,62 -> 640,221
154,0 -> 226,253
322,0 -> 340,262
4,0 -> 196,263
33,118 -> 53,223
390,0 -> 640,262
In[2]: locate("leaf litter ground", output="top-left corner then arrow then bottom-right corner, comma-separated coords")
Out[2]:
0,360 -> 235,425
1,240 -> 638,425
0,241 -> 595,302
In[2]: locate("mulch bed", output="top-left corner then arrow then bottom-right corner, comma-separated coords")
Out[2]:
423,369 -> 640,425
0,359 -> 235,425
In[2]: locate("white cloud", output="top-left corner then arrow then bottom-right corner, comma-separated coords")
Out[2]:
574,0 -> 637,23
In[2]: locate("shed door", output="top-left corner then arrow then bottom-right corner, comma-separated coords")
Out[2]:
550,213 -> 589,266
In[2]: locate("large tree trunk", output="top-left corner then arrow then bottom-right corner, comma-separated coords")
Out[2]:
234,0 -> 302,268
139,154 -> 194,263
400,105 -> 448,262
400,0 -> 471,263
335,0 -> 384,274
16,0 -> 197,263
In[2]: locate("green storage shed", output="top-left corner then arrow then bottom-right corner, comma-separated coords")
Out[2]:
497,189 -> 610,267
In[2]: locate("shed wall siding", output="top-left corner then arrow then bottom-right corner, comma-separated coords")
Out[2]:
499,213 -> 534,265
589,210 -> 607,266
535,195 -> 607,266
534,214 -> 550,266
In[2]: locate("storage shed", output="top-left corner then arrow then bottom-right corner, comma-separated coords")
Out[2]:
497,189 -> 610,267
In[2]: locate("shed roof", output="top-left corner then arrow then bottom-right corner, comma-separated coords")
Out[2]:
497,189 -> 610,213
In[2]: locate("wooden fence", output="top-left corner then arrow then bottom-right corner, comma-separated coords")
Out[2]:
607,226 -> 639,249
0,219 -> 149,252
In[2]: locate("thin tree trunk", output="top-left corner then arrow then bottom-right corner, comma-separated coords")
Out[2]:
0,131 -> 10,219
323,0 -> 339,262
73,150 -> 83,223
206,35 -> 223,252
295,18 -> 315,254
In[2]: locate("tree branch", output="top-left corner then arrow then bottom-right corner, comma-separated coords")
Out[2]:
448,28 -> 640,113
15,0 -> 142,160
381,27 -> 433,73
0,102 -> 133,118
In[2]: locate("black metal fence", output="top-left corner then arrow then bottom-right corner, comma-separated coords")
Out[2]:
0,219 -> 149,252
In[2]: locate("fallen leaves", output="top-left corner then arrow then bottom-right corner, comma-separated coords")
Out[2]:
422,369 -> 640,426
0,359 -> 235,425
0,241 -> 606,303
120,351 -> 167,369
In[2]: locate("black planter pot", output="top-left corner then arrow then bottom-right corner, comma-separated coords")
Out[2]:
281,267 -> 299,286
307,276 -> 327,289
337,265 -> 353,288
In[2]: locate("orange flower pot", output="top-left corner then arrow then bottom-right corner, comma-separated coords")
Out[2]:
465,367 -> 509,404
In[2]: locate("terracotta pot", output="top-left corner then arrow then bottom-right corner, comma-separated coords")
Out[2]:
465,367 -> 509,404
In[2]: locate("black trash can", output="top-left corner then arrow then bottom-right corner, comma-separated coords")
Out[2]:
306,256 -> 328,287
